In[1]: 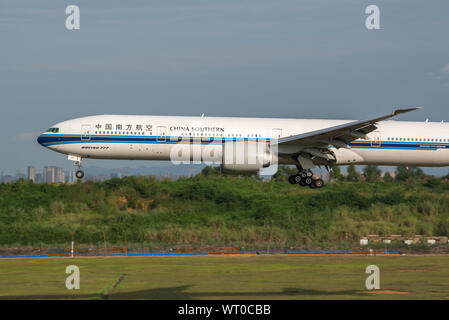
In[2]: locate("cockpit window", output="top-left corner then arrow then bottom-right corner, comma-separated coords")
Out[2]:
46,128 -> 59,133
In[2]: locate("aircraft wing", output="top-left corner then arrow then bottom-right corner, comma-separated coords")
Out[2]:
278,107 -> 420,148
276,107 -> 420,168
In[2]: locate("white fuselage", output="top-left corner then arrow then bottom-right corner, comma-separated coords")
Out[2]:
37,115 -> 449,168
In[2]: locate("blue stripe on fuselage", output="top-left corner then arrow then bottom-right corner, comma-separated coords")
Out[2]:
39,134 -> 265,147
39,134 -> 449,150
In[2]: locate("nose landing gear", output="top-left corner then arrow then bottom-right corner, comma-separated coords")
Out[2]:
288,170 -> 324,188
74,159 -> 84,180
68,155 -> 85,180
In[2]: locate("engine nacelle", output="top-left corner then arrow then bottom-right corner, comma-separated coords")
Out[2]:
221,140 -> 273,174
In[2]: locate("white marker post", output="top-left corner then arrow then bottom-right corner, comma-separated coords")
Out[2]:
71,241 -> 74,258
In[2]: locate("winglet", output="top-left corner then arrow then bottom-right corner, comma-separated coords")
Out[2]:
392,107 -> 421,116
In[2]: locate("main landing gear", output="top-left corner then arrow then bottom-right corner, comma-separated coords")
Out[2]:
288,170 -> 324,189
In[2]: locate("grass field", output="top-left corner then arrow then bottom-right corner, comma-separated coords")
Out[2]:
0,255 -> 448,299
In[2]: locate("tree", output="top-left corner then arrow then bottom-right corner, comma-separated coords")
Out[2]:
363,165 -> 381,182
395,166 -> 425,181
271,165 -> 297,182
395,166 -> 411,181
201,166 -> 221,176
346,165 -> 360,181
330,166 -> 343,181
271,167 -> 286,182
383,171 -> 394,182
281,165 -> 298,177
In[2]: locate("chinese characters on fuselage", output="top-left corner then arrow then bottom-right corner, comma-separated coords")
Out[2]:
95,124 -> 153,131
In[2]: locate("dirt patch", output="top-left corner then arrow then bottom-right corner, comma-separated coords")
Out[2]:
395,269 -> 436,273
1,243 -> 449,258
118,196 -> 128,204
363,290 -> 409,295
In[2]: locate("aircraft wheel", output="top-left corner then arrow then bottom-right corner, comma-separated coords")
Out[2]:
288,175 -> 296,184
305,177 -> 313,185
293,174 -> 302,184
75,170 -> 84,179
313,179 -> 324,188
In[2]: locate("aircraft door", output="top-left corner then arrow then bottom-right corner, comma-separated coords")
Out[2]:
81,124 -> 91,141
157,126 -> 167,142
371,131 -> 381,147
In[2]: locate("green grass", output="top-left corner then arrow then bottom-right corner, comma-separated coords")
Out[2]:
0,255 -> 448,299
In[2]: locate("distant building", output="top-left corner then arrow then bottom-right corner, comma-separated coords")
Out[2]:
43,166 -> 66,183
43,167 -> 54,183
1,175 -> 13,183
68,170 -> 77,183
27,166 -> 35,182
56,167 -> 65,183
35,173 -> 43,184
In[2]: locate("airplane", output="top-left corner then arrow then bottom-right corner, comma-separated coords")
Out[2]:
37,107 -> 449,188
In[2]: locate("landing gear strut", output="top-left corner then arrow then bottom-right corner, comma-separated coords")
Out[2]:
288,169 -> 324,189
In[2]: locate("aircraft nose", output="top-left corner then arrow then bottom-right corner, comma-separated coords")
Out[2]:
37,134 -> 45,145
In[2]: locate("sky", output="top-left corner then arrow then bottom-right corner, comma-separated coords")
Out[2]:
1,0 -> 449,175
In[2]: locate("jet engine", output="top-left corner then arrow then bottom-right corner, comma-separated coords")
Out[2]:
221,140 -> 274,174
